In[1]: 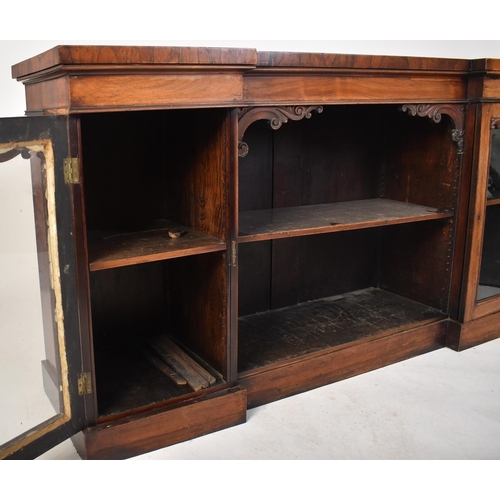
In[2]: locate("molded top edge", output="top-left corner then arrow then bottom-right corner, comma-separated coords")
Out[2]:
12,45 -> 492,81
11,45 -> 259,79
256,51 -> 471,72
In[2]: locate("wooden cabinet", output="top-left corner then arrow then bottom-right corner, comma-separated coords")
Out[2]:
0,45 -> 498,459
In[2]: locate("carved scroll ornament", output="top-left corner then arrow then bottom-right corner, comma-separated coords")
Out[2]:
238,105 -> 324,157
491,118 -> 500,129
401,104 -> 466,153
0,147 -> 32,163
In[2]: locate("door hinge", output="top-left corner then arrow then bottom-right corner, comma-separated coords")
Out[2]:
231,240 -> 237,267
64,157 -> 80,184
78,372 -> 92,396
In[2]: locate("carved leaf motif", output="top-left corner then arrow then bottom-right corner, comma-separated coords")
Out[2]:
401,104 -> 465,152
238,105 -> 323,157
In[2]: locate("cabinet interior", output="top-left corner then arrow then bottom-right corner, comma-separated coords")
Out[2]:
79,104 -> 460,415
237,104 -> 458,375
81,109 -> 229,418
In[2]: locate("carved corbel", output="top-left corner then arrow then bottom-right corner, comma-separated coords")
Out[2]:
491,118 -> 500,129
238,105 -> 324,157
401,104 -> 466,153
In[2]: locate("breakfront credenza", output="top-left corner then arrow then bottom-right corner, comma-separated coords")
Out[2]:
0,46 -> 499,459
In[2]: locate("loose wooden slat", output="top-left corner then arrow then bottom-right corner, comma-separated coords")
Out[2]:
152,336 -> 216,385
148,336 -> 215,391
238,198 -> 453,242
139,347 -> 187,386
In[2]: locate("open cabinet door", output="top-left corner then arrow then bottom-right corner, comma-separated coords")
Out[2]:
0,116 -> 86,459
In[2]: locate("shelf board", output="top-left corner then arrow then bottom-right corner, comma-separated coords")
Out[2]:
486,198 -> 500,206
238,287 -> 446,375
88,221 -> 225,271
238,198 -> 453,243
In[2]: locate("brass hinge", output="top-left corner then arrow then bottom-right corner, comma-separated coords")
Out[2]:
231,240 -> 237,267
78,372 -> 92,396
64,157 -> 80,184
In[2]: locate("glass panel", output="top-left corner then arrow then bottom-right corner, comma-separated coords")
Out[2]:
478,127 -> 500,300
0,143 -> 69,456
487,128 -> 500,200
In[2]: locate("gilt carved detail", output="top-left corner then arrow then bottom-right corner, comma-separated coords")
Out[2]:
238,105 -> 324,157
401,104 -> 466,153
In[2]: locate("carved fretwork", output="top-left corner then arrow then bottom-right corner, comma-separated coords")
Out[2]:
491,118 -> 500,129
401,104 -> 466,153
0,147 -> 32,163
238,105 -> 324,157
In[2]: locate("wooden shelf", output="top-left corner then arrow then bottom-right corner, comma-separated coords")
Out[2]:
88,221 -> 226,271
238,198 -> 453,243
486,197 -> 500,206
238,288 -> 446,375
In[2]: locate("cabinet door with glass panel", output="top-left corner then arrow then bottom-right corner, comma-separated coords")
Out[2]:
462,103 -> 500,323
0,116 -> 86,459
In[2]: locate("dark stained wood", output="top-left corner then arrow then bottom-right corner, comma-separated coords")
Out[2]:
169,252 -> 229,378
239,321 -> 446,408
73,387 -> 247,460
238,288 -> 446,374
271,105 -> 384,208
383,106 -> 460,210
88,222 -> 225,271
89,261 -> 167,350
238,120 -> 274,212
166,108 -> 229,241
238,199 -> 453,242
379,220 -> 455,312
238,240 -> 272,317
270,230 -> 378,310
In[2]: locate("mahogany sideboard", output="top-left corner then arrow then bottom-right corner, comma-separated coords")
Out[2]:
1,45 -> 499,459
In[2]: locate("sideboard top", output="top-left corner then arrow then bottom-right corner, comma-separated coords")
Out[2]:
9,45 -> 500,115
12,44 -> 485,80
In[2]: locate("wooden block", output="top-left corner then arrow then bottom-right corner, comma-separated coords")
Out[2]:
168,228 -> 187,239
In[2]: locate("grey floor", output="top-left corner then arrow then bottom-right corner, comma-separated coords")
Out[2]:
37,337 -> 500,460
